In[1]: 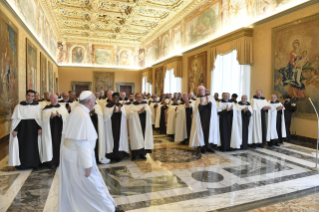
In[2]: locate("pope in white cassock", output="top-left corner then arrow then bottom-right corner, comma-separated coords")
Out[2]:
58,91 -> 120,212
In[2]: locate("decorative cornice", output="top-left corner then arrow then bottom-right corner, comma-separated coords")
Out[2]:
40,0 -> 60,40
0,0 -> 58,66
141,67 -> 153,73
152,55 -> 183,66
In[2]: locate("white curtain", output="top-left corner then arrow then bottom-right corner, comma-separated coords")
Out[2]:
142,76 -> 152,94
164,68 -> 181,94
211,49 -> 251,99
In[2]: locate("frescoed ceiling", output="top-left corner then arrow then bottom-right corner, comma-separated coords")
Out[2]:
46,0 -> 191,45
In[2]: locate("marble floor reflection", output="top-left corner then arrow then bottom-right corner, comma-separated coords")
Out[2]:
0,136 -> 319,211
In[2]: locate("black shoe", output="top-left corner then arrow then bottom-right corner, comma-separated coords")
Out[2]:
201,148 -> 206,154
206,148 -> 215,153
115,209 -> 125,212
274,143 -> 280,147
140,155 -> 147,160
131,156 -> 136,161
33,167 -> 39,171
260,145 -> 265,148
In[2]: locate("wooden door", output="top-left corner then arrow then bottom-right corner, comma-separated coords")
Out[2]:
120,85 -> 132,94
75,85 -> 89,97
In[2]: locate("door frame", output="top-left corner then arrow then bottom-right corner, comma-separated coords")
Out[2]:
116,82 -> 135,94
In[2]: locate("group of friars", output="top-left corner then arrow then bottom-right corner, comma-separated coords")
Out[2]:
7,86 -> 297,212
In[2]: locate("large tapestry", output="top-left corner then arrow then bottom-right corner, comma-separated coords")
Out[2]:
0,11 -> 19,123
26,38 -> 37,91
40,52 -> 47,97
48,61 -> 54,93
93,72 -> 115,92
188,52 -> 207,94
155,66 -> 164,97
273,14 -> 319,120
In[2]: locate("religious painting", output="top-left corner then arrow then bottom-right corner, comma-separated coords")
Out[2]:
272,14 -> 319,120
185,0 -> 220,47
188,52 -> 207,94
57,42 -> 64,63
38,4 -> 44,43
138,49 -> 145,68
155,66 -> 164,97
173,25 -> 182,53
93,72 -> 115,92
26,38 -> 37,91
16,0 -> 37,34
72,46 -> 85,64
119,49 -> 132,66
50,36 -> 57,58
40,53 -> 47,97
48,61 -> 54,93
0,11 -> 19,123
161,36 -> 170,58
55,77 -> 59,93
93,46 -> 113,66
220,0 -> 246,27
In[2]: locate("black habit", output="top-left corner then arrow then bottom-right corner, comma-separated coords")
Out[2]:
283,101 -> 297,142
159,103 -> 168,134
198,101 -> 212,149
90,110 -> 100,163
14,101 -> 41,169
238,101 -> 252,150
217,100 -> 233,151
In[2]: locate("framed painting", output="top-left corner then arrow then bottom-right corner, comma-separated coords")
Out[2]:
48,61 -> 54,93
155,66 -> 164,97
71,81 -> 92,97
26,38 -> 37,91
272,14 -> 319,120
40,52 -> 47,97
116,82 -> 135,94
72,46 -> 85,64
184,0 -> 220,48
0,11 -> 19,123
93,72 -> 115,92
188,52 -> 207,94
93,45 -> 113,66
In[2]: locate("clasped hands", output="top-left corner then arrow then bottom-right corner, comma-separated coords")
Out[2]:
138,106 -> 145,114
51,111 -> 61,118
113,105 -> 122,113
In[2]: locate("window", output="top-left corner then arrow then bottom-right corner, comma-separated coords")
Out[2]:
142,76 -> 152,94
211,49 -> 251,99
164,68 -> 182,94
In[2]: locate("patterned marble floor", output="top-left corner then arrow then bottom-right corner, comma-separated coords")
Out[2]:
0,134 -> 319,212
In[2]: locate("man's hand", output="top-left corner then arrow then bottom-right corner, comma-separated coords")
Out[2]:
263,106 -> 269,110
244,107 -> 248,112
56,111 -> 60,117
85,167 -> 92,177
175,107 -> 178,111
228,105 -> 233,111
113,106 -> 117,113
38,129 -> 42,135
277,106 -> 284,110
67,105 -> 71,111
12,131 -> 18,137
139,106 -> 145,114
51,111 -> 56,118
292,103 -> 296,107
118,105 -> 122,112
185,101 -> 190,107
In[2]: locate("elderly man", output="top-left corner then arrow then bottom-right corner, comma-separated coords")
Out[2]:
232,95 -> 253,150
188,92 -> 196,101
119,91 -> 128,104
99,90 -> 105,100
189,86 -> 218,153
175,93 -> 194,145
34,92 -> 40,102
266,94 -> 286,146
9,90 -> 43,170
39,92 -> 51,108
94,92 -> 100,99
127,93 -> 154,161
251,89 -> 270,148
58,91 -> 118,212
69,91 -> 78,101
42,94 -> 69,168
59,91 -> 74,113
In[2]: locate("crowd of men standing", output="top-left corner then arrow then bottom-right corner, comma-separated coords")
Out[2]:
8,86 -> 297,171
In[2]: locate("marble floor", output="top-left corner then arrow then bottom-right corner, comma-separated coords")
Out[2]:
0,134 -> 319,212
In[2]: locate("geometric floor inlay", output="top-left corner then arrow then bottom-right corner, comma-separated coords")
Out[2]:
100,166 -> 187,198
191,171 -> 224,182
0,174 -> 19,195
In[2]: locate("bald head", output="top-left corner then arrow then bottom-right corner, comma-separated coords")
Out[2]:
197,86 -> 205,96
62,91 -> 69,101
255,89 -> 262,97
241,95 -> 248,103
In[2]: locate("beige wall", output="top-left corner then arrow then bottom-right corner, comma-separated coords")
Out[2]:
58,67 -> 142,94
251,3 -> 319,138
0,2 -> 59,140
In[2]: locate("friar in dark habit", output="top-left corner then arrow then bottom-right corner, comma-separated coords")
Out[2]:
189,86 -> 218,153
104,92 -> 129,163
250,89 -> 270,148
175,93 -> 193,145
283,95 -> 297,142
155,98 -> 168,134
266,94 -> 286,146
235,95 -> 253,150
58,91 -> 74,113
217,92 -> 235,152
9,90 -> 44,170
127,93 -> 154,161
42,94 -> 69,168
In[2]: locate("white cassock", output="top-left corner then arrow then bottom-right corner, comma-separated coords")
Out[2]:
217,101 -> 239,149
39,100 -> 50,109
166,104 -> 179,135
93,103 -> 109,164
231,103 -> 253,149
41,104 -> 69,163
127,103 -> 154,151
174,102 -> 194,142
104,104 -> 129,155
58,104 -> 116,212
149,101 -> 159,125
165,98 -> 171,105
250,97 -> 269,144
189,96 -> 220,147
8,103 -> 47,166
266,101 -> 286,142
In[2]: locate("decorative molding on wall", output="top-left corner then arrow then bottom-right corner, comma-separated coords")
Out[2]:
0,0 -> 58,66
152,55 -> 183,67
116,82 -> 135,93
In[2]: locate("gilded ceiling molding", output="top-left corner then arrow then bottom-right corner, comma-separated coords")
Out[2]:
40,0 -> 60,39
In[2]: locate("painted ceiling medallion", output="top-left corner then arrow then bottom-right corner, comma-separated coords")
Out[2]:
46,0 -> 190,44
